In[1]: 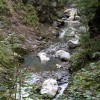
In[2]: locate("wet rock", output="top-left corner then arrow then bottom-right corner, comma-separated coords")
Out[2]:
68,39 -> 79,48
67,35 -> 79,48
56,64 -> 62,68
79,26 -> 87,33
64,8 -> 77,21
67,20 -> 82,28
55,50 -> 70,61
67,31 -> 75,36
74,16 -> 81,21
37,52 -> 50,63
40,79 -> 58,97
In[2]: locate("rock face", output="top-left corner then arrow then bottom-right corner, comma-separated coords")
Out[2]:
55,50 -> 70,60
37,52 -> 50,63
40,79 -> 58,97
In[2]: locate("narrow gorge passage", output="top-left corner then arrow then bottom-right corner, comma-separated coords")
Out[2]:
16,6 -> 86,100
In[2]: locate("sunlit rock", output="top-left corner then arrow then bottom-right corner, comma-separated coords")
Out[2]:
56,64 -> 62,68
64,8 -> 77,21
37,52 -> 50,63
55,50 -> 70,60
41,79 -> 58,97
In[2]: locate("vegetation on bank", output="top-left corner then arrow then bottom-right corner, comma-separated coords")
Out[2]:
0,0 -> 10,20
63,0 -> 100,99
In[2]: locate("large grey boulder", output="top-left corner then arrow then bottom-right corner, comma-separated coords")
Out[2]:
41,79 -> 58,97
55,50 -> 70,60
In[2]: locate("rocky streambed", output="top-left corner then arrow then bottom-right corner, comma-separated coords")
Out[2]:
16,7 -> 86,100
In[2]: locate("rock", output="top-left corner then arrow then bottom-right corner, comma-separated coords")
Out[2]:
68,16 -> 75,21
68,35 -> 79,48
68,31 -> 75,36
64,8 -> 77,21
65,27 -> 76,37
74,16 -> 81,21
37,52 -> 50,63
55,50 -> 70,60
57,19 -> 65,28
68,40 -> 78,48
79,26 -> 87,33
51,1 -> 57,7
40,79 -> 58,97
67,20 -> 82,28
59,27 -> 76,38
56,64 -> 62,68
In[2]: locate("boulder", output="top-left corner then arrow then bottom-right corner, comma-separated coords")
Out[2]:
64,8 -> 77,21
40,79 -> 58,97
68,39 -> 79,48
37,52 -> 50,63
79,26 -> 87,33
74,16 -> 81,21
67,35 -> 80,48
67,16 -> 74,21
67,31 -> 75,37
55,50 -> 70,60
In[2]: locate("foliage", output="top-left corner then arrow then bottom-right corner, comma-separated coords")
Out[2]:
0,0 -> 10,19
65,61 -> 100,100
0,0 -> 6,12
13,2 -> 39,26
0,33 -> 22,99
70,32 -> 100,71
22,4 -> 39,26
70,47 -> 88,71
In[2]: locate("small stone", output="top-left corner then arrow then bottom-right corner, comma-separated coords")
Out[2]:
56,64 -> 62,68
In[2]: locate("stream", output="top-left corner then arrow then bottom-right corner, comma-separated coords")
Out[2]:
16,7 -> 86,100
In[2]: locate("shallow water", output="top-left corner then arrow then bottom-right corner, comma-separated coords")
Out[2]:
22,55 -> 62,72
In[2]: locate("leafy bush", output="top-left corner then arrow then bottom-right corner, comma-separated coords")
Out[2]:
22,4 -> 39,26
66,61 -> 100,100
